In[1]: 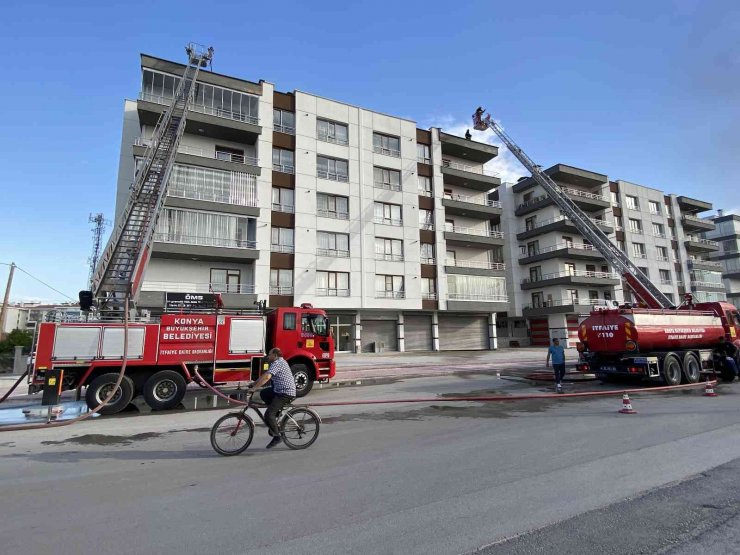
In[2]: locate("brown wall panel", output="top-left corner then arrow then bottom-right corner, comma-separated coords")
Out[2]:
609,181 -> 619,193
421,299 -> 438,311
273,92 -> 295,111
417,163 -> 433,177
269,295 -> 295,308
616,231 -> 625,242
418,196 -> 434,211
416,129 -> 431,144
420,265 -> 437,279
272,171 -> 295,189
271,211 -> 295,228
270,253 -> 295,269
612,206 -> 622,217
272,132 -> 295,150
419,229 -> 436,243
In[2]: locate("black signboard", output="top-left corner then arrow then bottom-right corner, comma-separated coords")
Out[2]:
165,292 -> 218,310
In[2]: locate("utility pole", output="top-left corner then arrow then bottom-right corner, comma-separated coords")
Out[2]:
0,262 -> 16,340
88,213 -> 108,289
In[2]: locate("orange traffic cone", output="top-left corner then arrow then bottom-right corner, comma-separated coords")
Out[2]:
703,379 -> 718,397
618,393 -> 637,414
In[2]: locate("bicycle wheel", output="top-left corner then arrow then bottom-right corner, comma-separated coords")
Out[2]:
210,412 -> 254,456
280,407 -> 320,450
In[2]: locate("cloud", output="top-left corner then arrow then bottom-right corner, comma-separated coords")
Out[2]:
422,114 -> 528,184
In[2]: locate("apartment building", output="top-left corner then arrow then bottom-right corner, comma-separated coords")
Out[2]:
116,53 -> 512,352
705,211 -> 740,309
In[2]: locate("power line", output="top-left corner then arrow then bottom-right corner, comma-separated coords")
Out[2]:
0,262 -> 75,302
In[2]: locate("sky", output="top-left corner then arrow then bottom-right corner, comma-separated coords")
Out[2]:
0,0 -> 738,303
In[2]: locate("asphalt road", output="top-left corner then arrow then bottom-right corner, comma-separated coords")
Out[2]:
1,373 -> 740,555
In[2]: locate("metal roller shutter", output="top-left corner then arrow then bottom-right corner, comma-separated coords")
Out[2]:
404,314 -> 433,351
361,320 -> 398,353
438,314 -> 488,350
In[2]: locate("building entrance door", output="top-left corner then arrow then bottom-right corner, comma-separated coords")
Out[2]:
328,315 -> 354,352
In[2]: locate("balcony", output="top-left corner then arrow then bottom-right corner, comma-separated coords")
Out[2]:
419,222 -> 435,231
271,203 -> 295,214
422,292 -> 437,300
690,280 -> 726,292
440,160 -> 501,191
445,259 -> 506,277
139,281 -> 257,309
137,93 -> 261,143
274,164 -> 295,174
523,299 -> 601,317
375,252 -> 405,262
446,293 -> 509,311
685,237 -> 720,253
688,258 -> 723,271
677,196 -> 713,213
134,138 -> 260,174
373,145 -> 401,158
517,215 -> 613,240
374,181 -> 402,192
518,242 -> 605,265
375,291 -> 406,299
152,233 -> 258,262
514,164 -> 607,194
681,214 -> 715,232
442,194 -> 503,218
439,131 -> 498,164
515,187 -> 609,216
444,226 -> 505,247
317,248 -> 350,258
317,170 -> 349,183
316,288 -> 351,297
418,188 -> 433,197
271,244 -> 295,254
318,132 -> 349,146
269,286 -> 294,295
417,156 -> 432,164
421,257 -> 436,265
274,123 -> 295,135
374,216 -> 403,227
317,208 -> 349,220
521,269 -> 620,290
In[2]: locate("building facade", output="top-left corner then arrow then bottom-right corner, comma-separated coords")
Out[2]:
705,211 -> 740,309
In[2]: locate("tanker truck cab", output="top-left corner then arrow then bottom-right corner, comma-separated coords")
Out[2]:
265,304 -> 336,397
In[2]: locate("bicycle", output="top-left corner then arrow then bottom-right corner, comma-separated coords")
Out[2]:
210,390 -> 320,456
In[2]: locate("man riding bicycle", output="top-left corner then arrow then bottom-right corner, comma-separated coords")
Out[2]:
249,347 -> 296,448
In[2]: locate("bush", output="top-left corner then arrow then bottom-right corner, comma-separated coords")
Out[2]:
0,329 -> 33,353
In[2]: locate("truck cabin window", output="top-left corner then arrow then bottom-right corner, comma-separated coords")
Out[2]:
283,313 -> 296,330
301,314 -> 330,336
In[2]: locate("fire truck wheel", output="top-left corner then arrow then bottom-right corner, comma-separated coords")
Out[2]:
142,370 -> 187,410
681,352 -> 701,384
662,354 -> 682,386
85,374 -> 135,415
290,363 -> 314,398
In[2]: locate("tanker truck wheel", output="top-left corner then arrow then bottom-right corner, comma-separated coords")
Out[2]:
720,365 -> 736,383
142,370 -> 187,410
662,354 -> 682,386
681,352 -> 701,384
85,373 -> 135,415
290,363 -> 314,398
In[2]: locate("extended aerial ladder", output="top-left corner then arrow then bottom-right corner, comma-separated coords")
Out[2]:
473,108 -> 673,309
84,44 -> 214,316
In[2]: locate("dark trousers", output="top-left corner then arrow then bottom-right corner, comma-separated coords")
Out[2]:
260,387 -> 293,436
553,363 -> 566,384
726,357 -> 739,378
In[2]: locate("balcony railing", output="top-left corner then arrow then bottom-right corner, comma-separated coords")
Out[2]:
153,233 -> 257,249
375,291 -> 405,299
317,288 -> 350,297
524,298 -> 603,309
447,293 -> 508,302
375,252 -> 404,262
141,281 -> 256,294
444,193 -> 502,208
421,257 -> 436,265
689,258 -> 722,268
373,145 -> 401,158
422,292 -> 437,300
441,160 -> 499,178
683,214 -> 710,224
446,260 -> 506,271
168,177 -> 258,207
652,232 -> 666,238
686,237 -> 719,246
317,248 -> 350,258
271,203 -> 295,213
691,280 -> 725,288
317,209 -> 350,220
374,217 -> 403,226
318,133 -> 349,146
559,186 -> 606,201
656,255 -> 669,262
660,278 -> 673,285
273,164 -> 295,174
419,222 -> 435,231
135,138 -> 259,166
374,181 -> 402,192
522,270 -> 620,284
417,156 -> 431,164
317,170 -> 349,183
519,215 -> 610,233
139,93 -> 260,125
269,286 -> 294,295
418,188 -> 433,197
271,244 -> 295,254
274,123 -> 295,135
632,252 -> 648,259
519,242 -> 599,258
446,225 -> 505,239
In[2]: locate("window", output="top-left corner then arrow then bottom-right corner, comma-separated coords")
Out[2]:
373,167 -> 402,191
531,292 -> 544,308
317,119 -> 348,145
639,267 -> 649,279
317,271 -> 350,296
649,200 -> 661,214
271,227 -> 294,253
614,216 -> 623,231
156,208 -> 256,249
419,209 -> 434,230
421,278 -> 436,300
168,163 -> 258,206
271,187 -> 295,213
527,241 -> 539,256
625,195 -> 639,210
375,237 -> 404,261
317,193 -> 349,219
374,202 -> 402,225
567,289 -> 579,304
215,145 -> 246,164
270,269 -> 293,295
632,242 -> 646,258
446,250 -> 456,265
656,246 -> 668,261
375,275 -> 405,298
604,291 -> 612,301
273,109 -> 295,134
417,144 -> 431,164
586,264 -> 596,275
373,133 -> 401,157
418,176 -> 433,196
611,192 -> 619,206
652,222 -> 665,238
421,243 -> 435,264
283,312 -> 296,330
317,231 -> 350,257
617,240 -> 626,252
659,269 -> 671,284
523,192 -> 533,203
672,248 -> 679,261
272,148 -> 295,173
210,269 -> 240,293
525,216 -> 537,231
317,155 -> 349,182
445,219 -> 455,232
564,263 -> 576,276
628,218 -> 643,234
589,290 -> 599,301
530,266 -> 542,282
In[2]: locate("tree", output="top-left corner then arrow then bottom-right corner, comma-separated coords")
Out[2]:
0,329 -> 33,353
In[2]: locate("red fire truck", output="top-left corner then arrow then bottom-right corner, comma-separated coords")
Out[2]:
30,306 -> 335,414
